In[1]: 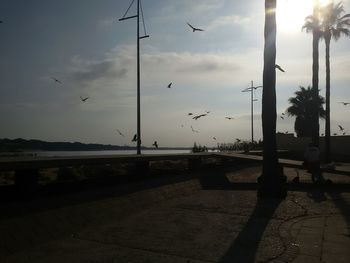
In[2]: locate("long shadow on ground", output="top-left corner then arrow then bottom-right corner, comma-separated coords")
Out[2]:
220,196 -> 282,262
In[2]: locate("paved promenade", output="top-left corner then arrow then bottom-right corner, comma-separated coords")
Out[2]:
1,165 -> 350,262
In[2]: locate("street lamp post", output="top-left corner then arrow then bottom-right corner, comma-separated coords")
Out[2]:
242,81 -> 262,144
119,0 -> 149,155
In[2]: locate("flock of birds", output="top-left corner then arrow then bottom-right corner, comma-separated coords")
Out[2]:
4,17 -> 347,148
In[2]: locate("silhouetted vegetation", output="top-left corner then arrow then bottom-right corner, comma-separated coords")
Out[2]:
319,2 -> 350,162
217,140 -> 263,152
287,86 -> 325,137
191,142 -> 208,153
303,2 -> 322,146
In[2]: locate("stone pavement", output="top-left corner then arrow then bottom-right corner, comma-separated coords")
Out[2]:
1,165 -> 350,263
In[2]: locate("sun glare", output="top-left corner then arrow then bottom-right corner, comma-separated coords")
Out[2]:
276,0 -> 314,34
319,0 -> 333,7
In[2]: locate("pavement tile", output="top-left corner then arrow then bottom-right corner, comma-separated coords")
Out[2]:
2,168 -> 350,263
295,233 -> 322,257
291,254 -> 320,263
322,253 -> 350,263
322,241 -> 350,256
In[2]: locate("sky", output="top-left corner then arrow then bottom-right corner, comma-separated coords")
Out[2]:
0,0 -> 350,148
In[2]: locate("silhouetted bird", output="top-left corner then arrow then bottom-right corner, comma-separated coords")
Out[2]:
132,134 -> 137,142
191,126 -> 199,133
333,133 -> 337,136
225,117 -> 234,120
117,129 -> 125,137
206,111 -> 211,114
321,133 -> 324,136
193,114 -> 207,120
188,113 -> 193,116
338,125 -> 344,131
339,102 -> 350,105
80,96 -> 89,102
152,141 -> 158,149
280,116 -> 284,120
213,137 -> 217,140
236,138 -> 241,142
285,131 -> 289,134
281,112 -> 285,115
275,64 -> 285,72
343,132 -> 346,135
167,82 -> 172,88
187,22 -> 204,32
51,77 -> 62,84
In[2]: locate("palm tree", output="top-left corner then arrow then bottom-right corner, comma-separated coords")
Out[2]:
286,86 -> 326,137
258,0 -> 286,197
302,0 -> 322,147
319,1 -> 350,163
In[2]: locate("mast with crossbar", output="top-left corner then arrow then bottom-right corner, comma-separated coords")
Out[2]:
119,0 -> 149,155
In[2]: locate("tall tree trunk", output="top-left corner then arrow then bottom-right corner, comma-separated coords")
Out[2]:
325,33 -> 331,163
312,2 -> 320,147
259,0 -> 286,197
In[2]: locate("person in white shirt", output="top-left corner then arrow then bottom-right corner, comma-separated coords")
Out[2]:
304,143 -> 320,182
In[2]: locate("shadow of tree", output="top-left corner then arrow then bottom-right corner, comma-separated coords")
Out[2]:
220,196 -> 282,262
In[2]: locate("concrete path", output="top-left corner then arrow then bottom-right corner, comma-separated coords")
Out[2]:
1,165 -> 350,262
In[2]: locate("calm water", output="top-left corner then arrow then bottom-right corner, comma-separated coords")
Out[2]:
31,149 -> 191,157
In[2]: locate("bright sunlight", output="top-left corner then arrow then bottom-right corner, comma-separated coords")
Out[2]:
277,0 -> 335,34
276,0 -> 314,34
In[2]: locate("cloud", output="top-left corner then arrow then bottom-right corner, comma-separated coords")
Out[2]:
207,15 -> 251,31
72,60 -> 127,83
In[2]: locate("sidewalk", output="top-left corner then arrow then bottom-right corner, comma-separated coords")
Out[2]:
1,165 -> 350,263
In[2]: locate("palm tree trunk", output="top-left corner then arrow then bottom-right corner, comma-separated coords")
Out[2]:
312,2 -> 320,147
258,0 -> 286,197
325,34 -> 331,163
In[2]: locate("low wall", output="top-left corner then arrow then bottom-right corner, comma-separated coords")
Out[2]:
276,133 -> 350,160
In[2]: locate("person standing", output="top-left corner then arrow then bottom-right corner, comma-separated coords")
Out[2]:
304,143 -> 320,182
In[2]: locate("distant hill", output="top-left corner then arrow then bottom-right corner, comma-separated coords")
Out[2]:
0,138 -> 132,152
0,138 -> 190,152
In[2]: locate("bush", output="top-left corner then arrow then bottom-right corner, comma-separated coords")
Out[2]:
217,139 -> 263,152
192,142 -> 208,153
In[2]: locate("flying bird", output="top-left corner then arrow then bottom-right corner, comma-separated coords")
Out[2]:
51,77 -> 62,84
343,132 -> 346,136
188,113 -> 193,116
333,133 -> 338,136
187,22 -> 204,32
236,138 -> 241,142
167,82 -> 172,88
225,117 -> 234,120
281,112 -> 285,116
213,137 -> 217,140
280,116 -> 284,120
193,114 -> 207,120
275,64 -> 285,72
132,134 -> 137,142
339,102 -> 350,105
206,111 -> 211,114
80,96 -> 89,102
190,125 -> 199,133
152,141 -> 158,149
338,125 -> 344,131
117,129 -> 125,137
